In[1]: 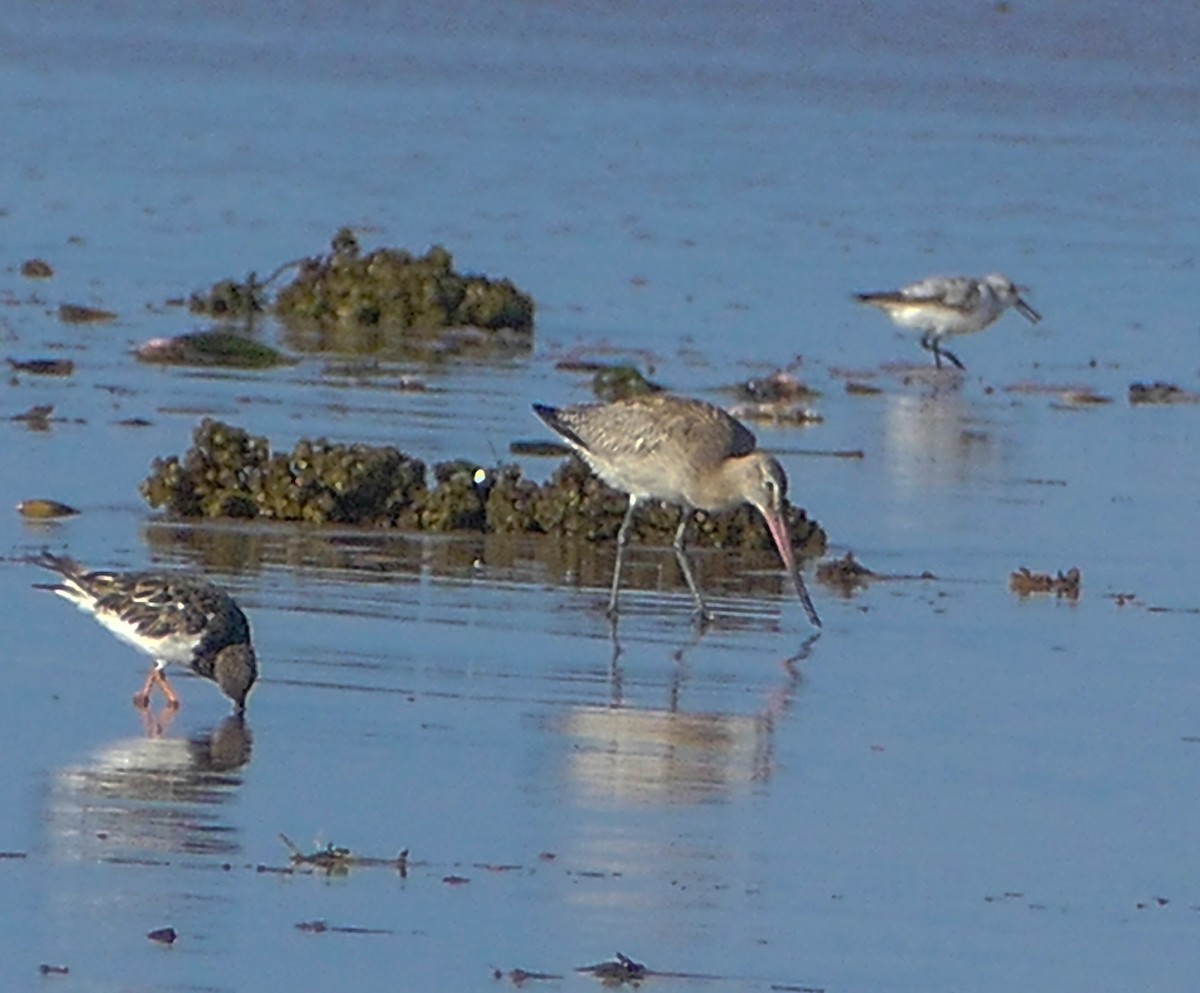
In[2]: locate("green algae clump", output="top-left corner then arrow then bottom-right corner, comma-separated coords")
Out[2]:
273,230 -> 534,354
141,419 -> 426,525
140,421 -> 827,559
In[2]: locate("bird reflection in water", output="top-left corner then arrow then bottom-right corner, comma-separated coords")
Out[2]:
561,632 -> 818,806
46,715 -> 252,862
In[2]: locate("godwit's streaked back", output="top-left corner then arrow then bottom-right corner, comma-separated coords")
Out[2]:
856,273 -> 1041,370
532,394 -> 821,627
31,551 -> 257,712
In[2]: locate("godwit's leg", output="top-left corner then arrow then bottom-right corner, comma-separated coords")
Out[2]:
671,510 -> 711,623
607,495 -> 640,618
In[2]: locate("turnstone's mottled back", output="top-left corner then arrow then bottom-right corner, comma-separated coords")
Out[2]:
856,273 -> 1041,370
31,551 -> 257,712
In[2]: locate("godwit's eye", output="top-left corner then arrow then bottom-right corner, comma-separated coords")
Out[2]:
764,473 -> 783,508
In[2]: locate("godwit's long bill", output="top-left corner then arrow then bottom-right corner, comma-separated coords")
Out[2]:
30,551 -> 258,712
533,394 -> 821,628
856,272 -> 1041,370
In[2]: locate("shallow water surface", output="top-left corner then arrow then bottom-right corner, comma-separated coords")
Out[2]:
2,2 -> 1199,991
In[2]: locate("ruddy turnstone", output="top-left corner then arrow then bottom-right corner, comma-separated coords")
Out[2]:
532,395 -> 820,628
31,551 -> 257,712
856,273 -> 1041,370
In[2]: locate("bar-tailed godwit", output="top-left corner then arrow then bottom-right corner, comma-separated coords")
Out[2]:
533,395 -> 821,627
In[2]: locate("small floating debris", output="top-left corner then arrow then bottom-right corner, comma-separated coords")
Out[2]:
1129,381 -> 1200,404
38,964 -> 69,976
493,966 -> 564,985
554,358 -> 620,373
294,919 -> 393,936
577,952 -> 647,985
279,833 -> 409,876
135,330 -> 290,369
730,401 -> 823,426
16,498 -> 79,519
1055,388 -> 1112,407
592,365 -> 663,402
845,380 -> 884,396
735,370 -> 819,404
1009,566 -> 1081,599
6,357 -> 74,376
146,927 -> 177,946
11,404 -> 55,430
775,446 -> 864,460
320,360 -> 428,390
58,303 -> 116,324
20,259 -> 54,279
816,551 -> 876,595
1004,381 -> 1113,406
727,371 -> 822,425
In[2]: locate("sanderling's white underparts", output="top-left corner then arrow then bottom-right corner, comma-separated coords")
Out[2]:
856,272 -> 1041,370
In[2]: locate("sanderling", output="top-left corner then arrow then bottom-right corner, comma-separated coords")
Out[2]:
31,551 -> 257,712
856,273 -> 1041,370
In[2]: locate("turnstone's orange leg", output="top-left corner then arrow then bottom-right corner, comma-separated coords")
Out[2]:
133,662 -> 180,710
156,669 -> 181,709
133,667 -> 157,709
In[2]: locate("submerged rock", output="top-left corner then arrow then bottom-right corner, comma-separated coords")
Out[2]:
20,259 -> 54,279
58,303 -> 116,324
1128,381 -> 1200,404
16,498 -> 80,519
6,357 -> 74,376
136,330 -> 291,369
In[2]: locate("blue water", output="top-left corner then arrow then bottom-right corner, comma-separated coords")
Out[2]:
2,1 -> 1199,991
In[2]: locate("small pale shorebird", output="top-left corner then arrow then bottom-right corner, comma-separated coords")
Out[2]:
532,394 -> 821,628
31,551 -> 257,712
856,273 -> 1041,370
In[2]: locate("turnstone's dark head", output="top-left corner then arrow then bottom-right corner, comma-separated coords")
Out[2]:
212,642 -> 257,712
